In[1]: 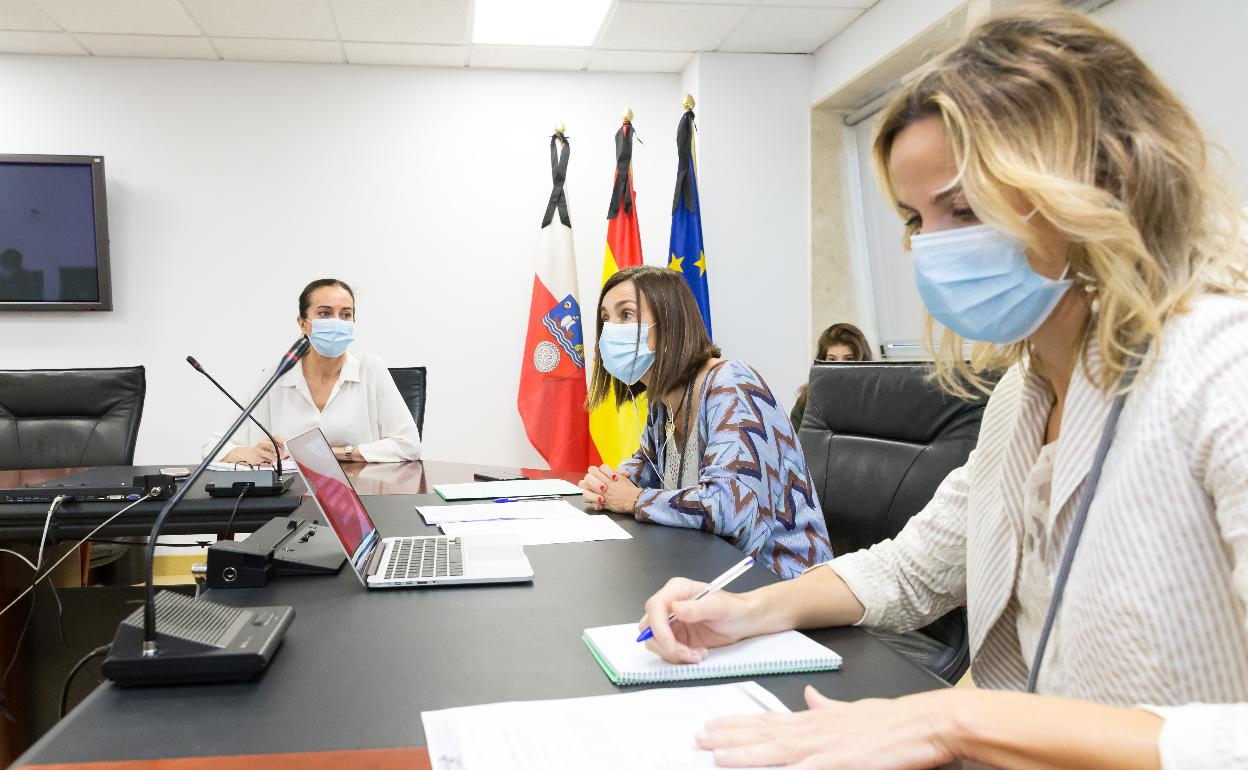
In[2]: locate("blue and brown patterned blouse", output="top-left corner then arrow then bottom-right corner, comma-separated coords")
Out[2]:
618,360 -> 833,579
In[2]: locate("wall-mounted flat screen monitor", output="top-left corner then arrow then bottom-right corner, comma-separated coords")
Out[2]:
0,154 -> 112,311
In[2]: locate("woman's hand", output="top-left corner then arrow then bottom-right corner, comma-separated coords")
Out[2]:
224,436 -> 287,468
698,687 -> 960,769
578,464 -> 641,512
639,577 -> 757,664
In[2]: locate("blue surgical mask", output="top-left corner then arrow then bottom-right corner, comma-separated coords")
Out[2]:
308,318 -> 354,358
599,322 -> 655,385
911,222 -> 1071,344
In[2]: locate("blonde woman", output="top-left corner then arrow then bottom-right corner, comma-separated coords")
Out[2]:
638,7 -> 1248,769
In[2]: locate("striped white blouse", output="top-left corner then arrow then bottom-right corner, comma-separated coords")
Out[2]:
828,294 -> 1248,769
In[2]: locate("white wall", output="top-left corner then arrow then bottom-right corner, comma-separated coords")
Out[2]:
683,52 -> 814,403
0,54 -> 682,468
1096,0 -> 1248,199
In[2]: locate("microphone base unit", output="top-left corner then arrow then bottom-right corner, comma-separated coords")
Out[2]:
206,515 -> 345,589
204,470 -> 294,498
102,590 -> 294,687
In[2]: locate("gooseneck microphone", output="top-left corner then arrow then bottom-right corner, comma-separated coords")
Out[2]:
101,336 -> 311,685
187,355 -> 285,477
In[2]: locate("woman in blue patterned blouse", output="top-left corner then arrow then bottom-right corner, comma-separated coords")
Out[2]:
577,266 -> 832,579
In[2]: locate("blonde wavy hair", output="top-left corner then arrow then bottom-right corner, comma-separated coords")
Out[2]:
873,4 -> 1247,396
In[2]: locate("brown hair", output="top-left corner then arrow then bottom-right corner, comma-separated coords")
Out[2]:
873,5 -> 1246,396
298,278 -> 355,319
795,323 -> 873,419
815,323 -> 873,362
587,265 -> 721,410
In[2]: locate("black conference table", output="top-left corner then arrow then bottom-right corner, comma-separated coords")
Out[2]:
16,481 -> 947,766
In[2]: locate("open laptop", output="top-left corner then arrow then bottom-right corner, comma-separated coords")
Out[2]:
286,428 -> 533,588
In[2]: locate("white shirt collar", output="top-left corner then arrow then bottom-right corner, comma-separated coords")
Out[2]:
277,351 -> 361,388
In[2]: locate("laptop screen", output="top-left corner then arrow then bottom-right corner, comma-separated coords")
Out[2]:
286,428 -> 380,584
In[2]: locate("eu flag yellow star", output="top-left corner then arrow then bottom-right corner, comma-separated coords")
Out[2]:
694,250 -> 707,276
668,253 -> 684,272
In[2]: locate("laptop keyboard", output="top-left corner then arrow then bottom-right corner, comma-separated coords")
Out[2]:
384,536 -> 465,580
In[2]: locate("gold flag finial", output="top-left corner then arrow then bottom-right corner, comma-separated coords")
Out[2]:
683,93 -> 695,111
554,123 -> 566,136
623,106 -> 633,124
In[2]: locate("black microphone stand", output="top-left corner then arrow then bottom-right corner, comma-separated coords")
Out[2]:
140,337 -> 309,656
187,356 -> 285,478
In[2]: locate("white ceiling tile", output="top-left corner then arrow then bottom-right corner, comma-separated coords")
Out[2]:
588,49 -> 689,73
76,32 -> 217,59
31,0 -> 199,35
331,0 -> 469,45
213,37 -> 343,63
720,6 -> 859,53
757,0 -> 877,7
0,0 -> 59,31
344,41 -> 466,66
182,0 -> 337,40
0,28 -> 83,53
469,45 -> 589,71
599,3 -> 748,51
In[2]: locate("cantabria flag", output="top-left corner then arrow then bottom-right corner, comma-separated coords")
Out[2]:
517,133 -> 599,471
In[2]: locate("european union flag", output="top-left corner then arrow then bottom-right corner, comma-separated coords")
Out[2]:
668,109 -> 712,339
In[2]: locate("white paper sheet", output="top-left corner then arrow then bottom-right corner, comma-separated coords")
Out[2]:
206,462 -> 301,474
422,681 -> 789,770
438,515 -> 632,545
417,499 -> 586,525
432,479 -> 582,500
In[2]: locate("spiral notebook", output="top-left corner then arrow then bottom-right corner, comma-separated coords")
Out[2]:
582,623 -> 841,685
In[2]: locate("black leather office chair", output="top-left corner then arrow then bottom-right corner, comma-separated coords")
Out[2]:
388,367 -> 427,438
798,361 -> 994,683
0,367 -> 146,471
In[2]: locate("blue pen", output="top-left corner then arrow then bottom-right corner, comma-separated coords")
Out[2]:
492,495 -> 562,503
637,555 -> 755,643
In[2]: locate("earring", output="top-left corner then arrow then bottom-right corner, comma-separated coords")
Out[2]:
1075,271 -> 1100,314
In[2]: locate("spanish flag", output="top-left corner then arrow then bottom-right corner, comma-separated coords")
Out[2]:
518,133 -> 601,471
589,120 -> 646,467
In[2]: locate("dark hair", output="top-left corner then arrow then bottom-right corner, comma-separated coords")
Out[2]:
298,278 -> 354,318
587,265 -> 720,410
815,323 -> 872,362
795,323 -> 873,418
0,248 -> 22,268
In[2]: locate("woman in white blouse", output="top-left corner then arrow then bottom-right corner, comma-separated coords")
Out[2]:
639,8 -> 1248,769
205,278 -> 421,465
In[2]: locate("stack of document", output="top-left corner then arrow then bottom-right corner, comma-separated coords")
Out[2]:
432,478 -> 582,501
206,462 -> 301,474
416,499 -> 632,546
422,681 -> 788,770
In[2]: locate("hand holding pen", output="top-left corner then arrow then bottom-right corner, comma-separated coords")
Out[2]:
637,556 -> 758,664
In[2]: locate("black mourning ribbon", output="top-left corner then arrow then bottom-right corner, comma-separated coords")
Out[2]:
672,110 -> 697,215
542,134 -> 572,228
607,122 -> 636,220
